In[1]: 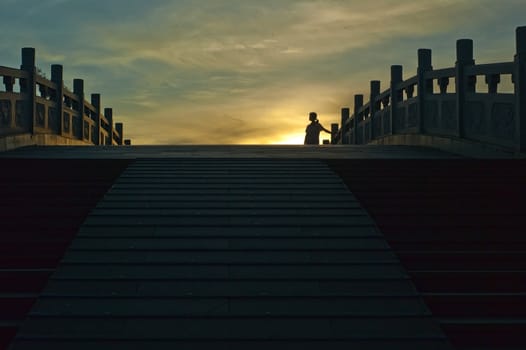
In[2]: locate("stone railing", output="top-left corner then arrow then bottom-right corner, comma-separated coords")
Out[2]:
332,26 -> 526,154
0,48 -> 127,148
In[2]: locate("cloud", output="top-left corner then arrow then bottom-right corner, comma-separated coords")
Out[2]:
79,1 -> 472,72
1,0 -> 524,144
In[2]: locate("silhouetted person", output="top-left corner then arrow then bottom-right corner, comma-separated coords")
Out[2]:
304,112 -> 331,145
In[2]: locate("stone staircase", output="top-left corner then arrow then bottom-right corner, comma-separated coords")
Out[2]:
3,146 -> 524,349
328,159 -> 526,349
8,158 -> 451,349
0,159 -> 129,349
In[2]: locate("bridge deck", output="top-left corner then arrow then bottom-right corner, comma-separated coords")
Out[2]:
0,144 -> 462,159
6,156 -> 452,349
2,145 -> 526,349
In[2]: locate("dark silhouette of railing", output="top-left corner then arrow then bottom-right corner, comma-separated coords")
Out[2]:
0,48 -> 127,149
332,26 -> 526,154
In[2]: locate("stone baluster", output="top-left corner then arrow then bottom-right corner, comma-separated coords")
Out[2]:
73,79 -> 85,140
51,64 -> 64,135
485,74 -> 500,94
370,80 -> 380,139
456,39 -> 475,139
438,77 -> 449,94
115,122 -> 123,145
20,48 -> 36,133
417,49 -> 433,133
331,123 -> 339,144
104,108 -> 113,145
353,94 -> 363,144
515,26 -> 526,152
340,107 -> 350,144
91,94 -> 101,145
390,65 -> 403,135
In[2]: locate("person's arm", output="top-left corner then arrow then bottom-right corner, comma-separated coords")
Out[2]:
319,124 -> 331,133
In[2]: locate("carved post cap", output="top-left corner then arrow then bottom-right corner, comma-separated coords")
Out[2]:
21,47 -> 36,70
104,108 -> 113,116
456,39 -> 474,64
354,94 -> 364,108
91,94 -> 101,110
341,107 -> 350,134
73,79 -> 84,95
391,65 -> 403,83
115,122 -> 124,145
418,49 -> 432,69
331,123 -> 339,143
104,107 -> 113,127
51,65 -> 63,83
370,80 -> 381,95
517,26 -> 526,55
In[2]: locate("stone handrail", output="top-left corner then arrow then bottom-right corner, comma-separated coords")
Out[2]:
0,48 -> 126,147
332,26 -> 526,154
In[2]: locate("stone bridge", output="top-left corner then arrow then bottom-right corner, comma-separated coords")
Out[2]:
1,24 -> 526,350
331,26 -> 526,158
0,49 -> 128,152
1,145 -> 525,350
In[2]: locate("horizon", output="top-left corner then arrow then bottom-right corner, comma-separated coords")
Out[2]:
0,0 -> 524,145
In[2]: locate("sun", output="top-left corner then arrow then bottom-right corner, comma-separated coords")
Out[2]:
270,133 -> 305,145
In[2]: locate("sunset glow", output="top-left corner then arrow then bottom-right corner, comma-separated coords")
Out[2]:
267,133 -> 307,145
1,0 -> 524,144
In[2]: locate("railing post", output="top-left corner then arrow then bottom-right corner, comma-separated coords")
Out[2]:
340,107 -> 350,144
390,65 -> 403,135
115,122 -> 123,145
370,80 -> 380,139
353,94 -> 363,144
456,39 -> 475,139
91,93 -> 101,145
51,64 -> 64,136
515,26 -> 526,152
417,49 -> 433,134
331,123 -> 338,144
73,79 -> 85,141
104,107 -> 113,145
20,48 -> 36,134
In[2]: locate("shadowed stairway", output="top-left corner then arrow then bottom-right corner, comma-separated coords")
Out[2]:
6,157 -> 451,350
328,159 -> 526,350
0,159 -> 130,349
2,146 -> 525,349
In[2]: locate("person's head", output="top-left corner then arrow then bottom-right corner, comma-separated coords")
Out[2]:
309,112 -> 317,122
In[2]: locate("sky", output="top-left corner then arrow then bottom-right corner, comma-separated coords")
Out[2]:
0,0 -> 525,144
